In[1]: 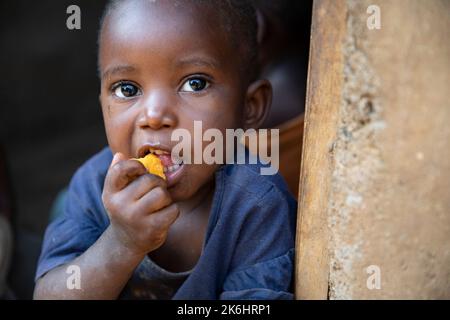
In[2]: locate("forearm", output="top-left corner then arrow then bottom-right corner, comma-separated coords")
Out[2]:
33,226 -> 145,300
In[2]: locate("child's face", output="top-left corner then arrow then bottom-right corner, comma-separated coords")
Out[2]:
99,1 -> 256,201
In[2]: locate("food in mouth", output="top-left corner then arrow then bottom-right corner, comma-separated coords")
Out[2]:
135,153 -> 166,180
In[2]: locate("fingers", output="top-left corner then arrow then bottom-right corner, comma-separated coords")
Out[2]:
147,203 -> 180,230
110,152 -> 126,168
134,185 -> 173,214
125,173 -> 167,200
104,154 -> 148,193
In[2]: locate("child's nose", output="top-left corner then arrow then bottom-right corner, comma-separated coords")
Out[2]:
138,89 -> 177,130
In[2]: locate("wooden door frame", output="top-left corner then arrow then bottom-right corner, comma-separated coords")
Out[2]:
295,0 -> 347,300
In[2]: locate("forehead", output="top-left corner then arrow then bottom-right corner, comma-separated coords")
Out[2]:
99,0 -> 237,74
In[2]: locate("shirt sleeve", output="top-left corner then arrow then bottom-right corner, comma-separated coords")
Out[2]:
220,249 -> 294,299
35,164 -> 107,281
219,186 -> 297,300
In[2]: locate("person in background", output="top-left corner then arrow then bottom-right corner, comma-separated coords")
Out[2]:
249,0 -> 312,197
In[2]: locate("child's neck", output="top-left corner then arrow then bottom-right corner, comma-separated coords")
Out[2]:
177,179 -> 215,216
148,179 -> 215,273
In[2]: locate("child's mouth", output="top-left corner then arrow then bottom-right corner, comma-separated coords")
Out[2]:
158,153 -> 183,174
138,145 -> 185,184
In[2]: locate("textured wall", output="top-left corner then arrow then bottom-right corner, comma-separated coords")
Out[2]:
297,0 -> 450,299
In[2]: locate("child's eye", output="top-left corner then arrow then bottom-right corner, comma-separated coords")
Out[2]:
112,82 -> 141,99
180,78 -> 210,92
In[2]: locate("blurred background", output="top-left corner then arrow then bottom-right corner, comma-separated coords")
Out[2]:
0,0 -> 108,298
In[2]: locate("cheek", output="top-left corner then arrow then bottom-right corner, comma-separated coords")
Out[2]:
101,102 -> 136,157
180,89 -> 244,129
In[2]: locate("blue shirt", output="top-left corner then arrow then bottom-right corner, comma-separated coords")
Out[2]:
36,147 -> 297,299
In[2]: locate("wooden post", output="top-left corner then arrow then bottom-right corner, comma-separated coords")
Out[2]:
296,0 -> 450,299
295,0 -> 347,299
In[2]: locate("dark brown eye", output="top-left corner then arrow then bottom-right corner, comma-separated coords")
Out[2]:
181,78 -> 209,92
113,83 -> 140,98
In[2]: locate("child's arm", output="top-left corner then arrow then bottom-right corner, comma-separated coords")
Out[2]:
34,153 -> 179,299
34,225 -> 145,299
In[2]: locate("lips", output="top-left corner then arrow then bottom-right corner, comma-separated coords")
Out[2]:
137,144 -> 170,158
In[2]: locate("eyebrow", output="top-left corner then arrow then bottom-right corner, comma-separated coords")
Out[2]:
101,65 -> 137,80
100,57 -> 219,80
175,56 -> 220,70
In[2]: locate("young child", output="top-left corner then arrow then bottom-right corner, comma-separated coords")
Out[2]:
34,0 -> 297,300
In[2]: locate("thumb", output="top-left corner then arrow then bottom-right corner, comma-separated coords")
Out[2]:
110,152 -> 126,168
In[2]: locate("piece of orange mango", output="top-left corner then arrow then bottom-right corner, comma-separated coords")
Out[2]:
134,154 -> 166,180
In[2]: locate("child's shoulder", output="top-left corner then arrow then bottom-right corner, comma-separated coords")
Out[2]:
217,161 -> 294,204
72,147 -> 112,183
78,147 -> 113,176
213,160 -> 297,228
67,147 -> 112,202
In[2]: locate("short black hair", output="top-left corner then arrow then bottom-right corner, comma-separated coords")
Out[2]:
99,0 -> 259,80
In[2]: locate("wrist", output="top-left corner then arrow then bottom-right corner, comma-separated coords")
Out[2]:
103,225 -> 146,262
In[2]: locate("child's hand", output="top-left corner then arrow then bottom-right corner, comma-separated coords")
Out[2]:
102,152 -> 180,256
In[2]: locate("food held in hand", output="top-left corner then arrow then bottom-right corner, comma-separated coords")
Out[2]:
135,154 -> 166,180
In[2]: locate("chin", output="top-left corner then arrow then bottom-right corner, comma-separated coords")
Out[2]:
168,166 -> 215,201
167,179 -> 196,202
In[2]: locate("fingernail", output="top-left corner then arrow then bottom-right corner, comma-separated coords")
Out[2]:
112,153 -> 121,165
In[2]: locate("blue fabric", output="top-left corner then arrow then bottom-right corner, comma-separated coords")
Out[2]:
36,147 -> 297,300
48,188 -> 68,223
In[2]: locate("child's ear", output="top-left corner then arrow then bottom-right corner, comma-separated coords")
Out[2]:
244,79 -> 272,130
